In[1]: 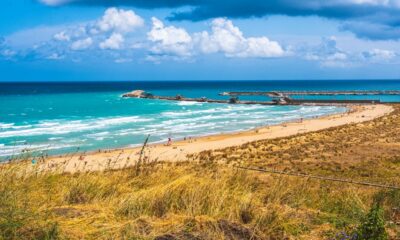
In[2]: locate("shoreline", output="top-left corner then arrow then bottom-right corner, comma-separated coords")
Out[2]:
24,104 -> 393,173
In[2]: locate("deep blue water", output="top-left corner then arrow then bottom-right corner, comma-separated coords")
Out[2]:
0,80 -> 399,160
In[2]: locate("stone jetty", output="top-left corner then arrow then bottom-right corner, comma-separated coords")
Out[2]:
123,90 -> 391,105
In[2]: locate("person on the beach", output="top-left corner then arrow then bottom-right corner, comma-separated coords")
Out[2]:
167,137 -> 172,146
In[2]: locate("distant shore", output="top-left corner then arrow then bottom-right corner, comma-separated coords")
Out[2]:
24,104 -> 393,173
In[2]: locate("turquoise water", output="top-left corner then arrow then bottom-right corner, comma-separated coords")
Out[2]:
1,80 -> 399,160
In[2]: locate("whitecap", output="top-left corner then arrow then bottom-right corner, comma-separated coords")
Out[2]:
0,123 -> 14,129
0,116 -> 153,138
86,131 -> 110,138
0,143 -> 76,157
176,101 -> 203,106
48,137 -> 63,140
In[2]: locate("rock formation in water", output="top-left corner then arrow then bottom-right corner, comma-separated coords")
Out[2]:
122,90 -> 145,98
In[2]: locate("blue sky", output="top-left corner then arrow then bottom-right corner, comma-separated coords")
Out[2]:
1,0 -> 400,81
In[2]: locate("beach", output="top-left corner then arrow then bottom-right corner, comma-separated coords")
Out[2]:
28,104 -> 393,173
4,103 -> 399,239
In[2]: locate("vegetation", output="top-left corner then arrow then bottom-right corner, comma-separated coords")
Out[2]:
356,200 -> 388,240
0,104 -> 399,239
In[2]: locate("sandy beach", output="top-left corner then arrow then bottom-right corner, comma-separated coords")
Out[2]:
27,104 -> 393,173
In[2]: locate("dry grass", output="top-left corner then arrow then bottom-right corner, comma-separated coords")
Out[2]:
1,104 -> 400,239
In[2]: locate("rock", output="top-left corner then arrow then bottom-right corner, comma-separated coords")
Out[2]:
122,90 -> 145,98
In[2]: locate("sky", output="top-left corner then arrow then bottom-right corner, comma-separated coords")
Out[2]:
0,0 -> 400,81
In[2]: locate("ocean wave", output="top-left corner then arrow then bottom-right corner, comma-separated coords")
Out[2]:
0,116 -> 152,138
86,131 -> 110,137
48,137 -> 63,140
0,103 -> 347,158
0,143 -> 76,157
159,114 -> 239,125
176,101 -> 203,106
161,105 -> 269,117
0,123 -> 14,129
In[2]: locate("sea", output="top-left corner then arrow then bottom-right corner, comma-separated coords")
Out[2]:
1,80 -> 399,160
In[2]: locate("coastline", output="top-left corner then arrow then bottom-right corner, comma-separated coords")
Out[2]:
25,104 -> 393,173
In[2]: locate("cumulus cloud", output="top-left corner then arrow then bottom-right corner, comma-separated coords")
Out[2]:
46,53 -> 65,60
99,33 -> 124,49
1,49 -> 17,59
95,7 -> 144,33
70,37 -> 93,50
47,7 -> 145,55
114,58 -> 133,63
0,37 -> 18,60
362,48 -> 396,61
195,18 -> 285,58
147,17 -> 193,57
303,37 -> 351,67
301,36 -> 400,67
54,31 -> 70,41
2,8 -> 145,62
38,0 -> 400,40
145,17 -> 285,60
7,5 -> 400,65
52,8 -> 144,42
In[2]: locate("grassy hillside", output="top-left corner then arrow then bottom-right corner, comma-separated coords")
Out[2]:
1,105 -> 399,240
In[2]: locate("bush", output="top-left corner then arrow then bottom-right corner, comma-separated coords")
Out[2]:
332,199 -> 388,240
355,201 -> 388,240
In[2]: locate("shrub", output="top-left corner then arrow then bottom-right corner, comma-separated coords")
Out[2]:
355,201 -> 388,240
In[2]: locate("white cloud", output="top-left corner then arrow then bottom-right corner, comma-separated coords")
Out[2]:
115,58 -> 133,63
10,7 -> 400,67
196,18 -> 246,54
0,37 -> 17,59
1,49 -> 17,58
303,36 -> 351,67
54,31 -> 70,41
145,17 -> 285,61
237,37 -> 286,58
147,17 -> 193,57
70,37 -> 93,50
96,8 -> 144,33
301,37 -> 400,67
46,8 -> 144,54
99,33 -> 124,50
47,53 -> 64,60
57,8 -> 144,52
362,48 -> 396,61
195,18 -> 285,58
326,52 -> 348,61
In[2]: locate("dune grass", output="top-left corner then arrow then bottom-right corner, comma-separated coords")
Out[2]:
1,162 -> 398,239
0,105 -> 399,239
